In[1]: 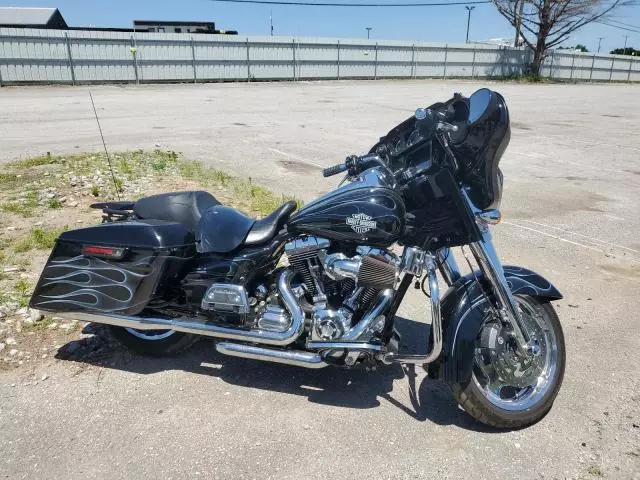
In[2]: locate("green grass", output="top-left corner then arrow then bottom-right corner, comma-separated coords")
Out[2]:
22,316 -> 58,332
2,149 -> 300,223
117,158 -> 134,176
47,197 -> 63,209
13,279 -> 31,307
0,173 -> 18,182
113,178 -> 124,194
11,226 -> 67,253
1,190 -> 39,218
586,466 -> 604,477
1,201 -> 34,217
176,159 -> 299,216
8,152 -> 66,168
487,72 -> 548,83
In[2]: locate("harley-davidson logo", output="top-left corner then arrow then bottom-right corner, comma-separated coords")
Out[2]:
346,213 -> 377,234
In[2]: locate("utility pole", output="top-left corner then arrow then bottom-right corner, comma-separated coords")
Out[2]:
513,0 -> 524,47
270,10 -> 274,36
465,6 -> 475,44
623,34 -> 629,52
597,37 -> 604,53
366,27 -> 372,39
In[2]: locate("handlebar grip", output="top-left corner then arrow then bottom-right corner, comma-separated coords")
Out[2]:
322,163 -> 348,178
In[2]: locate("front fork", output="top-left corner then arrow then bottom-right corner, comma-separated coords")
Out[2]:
441,189 -> 538,358
468,229 -> 536,358
385,198 -> 536,364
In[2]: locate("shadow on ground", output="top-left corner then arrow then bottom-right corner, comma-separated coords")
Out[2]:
55,323 -> 497,433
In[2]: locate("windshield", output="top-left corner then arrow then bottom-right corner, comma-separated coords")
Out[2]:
451,89 -> 510,210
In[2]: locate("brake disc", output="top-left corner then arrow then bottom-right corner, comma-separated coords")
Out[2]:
477,309 -> 547,389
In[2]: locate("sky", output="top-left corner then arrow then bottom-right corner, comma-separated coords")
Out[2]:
1,0 -> 639,53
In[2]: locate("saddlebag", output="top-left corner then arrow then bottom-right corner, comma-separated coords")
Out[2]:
30,220 -> 196,315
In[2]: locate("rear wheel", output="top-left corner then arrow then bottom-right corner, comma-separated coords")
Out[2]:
109,326 -> 199,356
451,295 -> 565,429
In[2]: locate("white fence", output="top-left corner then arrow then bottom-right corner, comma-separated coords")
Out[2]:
0,28 -> 638,85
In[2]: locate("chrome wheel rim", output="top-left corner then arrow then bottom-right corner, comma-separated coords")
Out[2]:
125,328 -> 176,341
472,297 -> 558,411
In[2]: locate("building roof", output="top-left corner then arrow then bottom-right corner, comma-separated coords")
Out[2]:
134,20 -> 215,27
0,7 -> 64,26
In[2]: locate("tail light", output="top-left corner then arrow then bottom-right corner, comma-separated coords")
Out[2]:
82,245 -> 126,259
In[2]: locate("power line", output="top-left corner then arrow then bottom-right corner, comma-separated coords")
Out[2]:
208,0 -> 491,6
605,18 -> 640,30
595,20 -> 640,34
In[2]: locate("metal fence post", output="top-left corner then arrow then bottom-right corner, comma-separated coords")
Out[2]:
589,54 -> 595,81
443,44 -> 448,79
292,39 -> 296,81
246,38 -> 251,82
548,50 -> 555,79
337,40 -> 340,80
64,32 -> 76,85
190,37 -> 197,83
500,46 -> 506,77
374,42 -> 378,80
609,56 -> 615,81
471,44 -> 477,78
627,58 -> 633,82
130,35 -> 139,85
410,44 -> 416,78
0,64 -> 3,87
569,53 -> 575,80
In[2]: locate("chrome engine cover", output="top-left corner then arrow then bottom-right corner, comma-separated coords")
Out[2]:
257,305 -> 291,332
312,306 -> 352,340
201,284 -> 250,321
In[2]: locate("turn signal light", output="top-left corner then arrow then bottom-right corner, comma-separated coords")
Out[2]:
476,209 -> 502,225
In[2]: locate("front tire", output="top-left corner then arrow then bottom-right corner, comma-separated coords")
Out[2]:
109,326 -> 200,356
451,296 -> 565,429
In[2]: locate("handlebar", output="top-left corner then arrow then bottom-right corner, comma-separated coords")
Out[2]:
322,162 -> 349,178
415,108 -> 458,136
323,153 -> 388,179
324,104 -> 461,181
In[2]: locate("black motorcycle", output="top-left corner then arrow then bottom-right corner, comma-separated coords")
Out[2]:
31,88 -> 565,428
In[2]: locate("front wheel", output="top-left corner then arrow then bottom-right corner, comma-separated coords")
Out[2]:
109,326 -> 199,356
451,295 -> 565,429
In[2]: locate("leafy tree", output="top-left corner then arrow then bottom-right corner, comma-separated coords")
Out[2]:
610,47 -> 639,55
557,44 -> 589,51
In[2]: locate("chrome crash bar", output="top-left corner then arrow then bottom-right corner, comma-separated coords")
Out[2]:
384,254 -> 442,364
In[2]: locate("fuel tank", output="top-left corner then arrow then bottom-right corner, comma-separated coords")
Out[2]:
287,168 -> 405,247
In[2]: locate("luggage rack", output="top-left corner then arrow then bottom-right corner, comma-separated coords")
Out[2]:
90,201 -> 135,223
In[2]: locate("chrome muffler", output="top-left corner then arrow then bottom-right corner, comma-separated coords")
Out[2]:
57,269 -> 305,347
215,342 -> 327,369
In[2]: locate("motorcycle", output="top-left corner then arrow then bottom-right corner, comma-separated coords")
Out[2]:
31,88 -> 565,428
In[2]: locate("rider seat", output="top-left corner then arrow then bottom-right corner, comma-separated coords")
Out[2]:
133,191 -> 220,232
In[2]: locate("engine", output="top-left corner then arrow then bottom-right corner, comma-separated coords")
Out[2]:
285,236 -> 398,342
197,236 -> 398,347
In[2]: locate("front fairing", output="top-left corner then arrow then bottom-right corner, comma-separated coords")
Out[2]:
451,91 -> 510,210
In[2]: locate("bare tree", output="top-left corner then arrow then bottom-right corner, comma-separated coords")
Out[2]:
492,0 -> 633,75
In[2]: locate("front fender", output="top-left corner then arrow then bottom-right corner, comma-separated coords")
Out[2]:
439,266 -> 561,385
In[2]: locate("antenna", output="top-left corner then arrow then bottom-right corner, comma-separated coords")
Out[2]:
270,10 -> 274,36
89,92 -> 121,200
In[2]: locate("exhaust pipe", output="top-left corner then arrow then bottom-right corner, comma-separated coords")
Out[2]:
216,342 -> 327,369
57,269 -> 305,347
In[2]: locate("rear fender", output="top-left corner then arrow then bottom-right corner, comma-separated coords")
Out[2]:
439,266 -> 561,384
